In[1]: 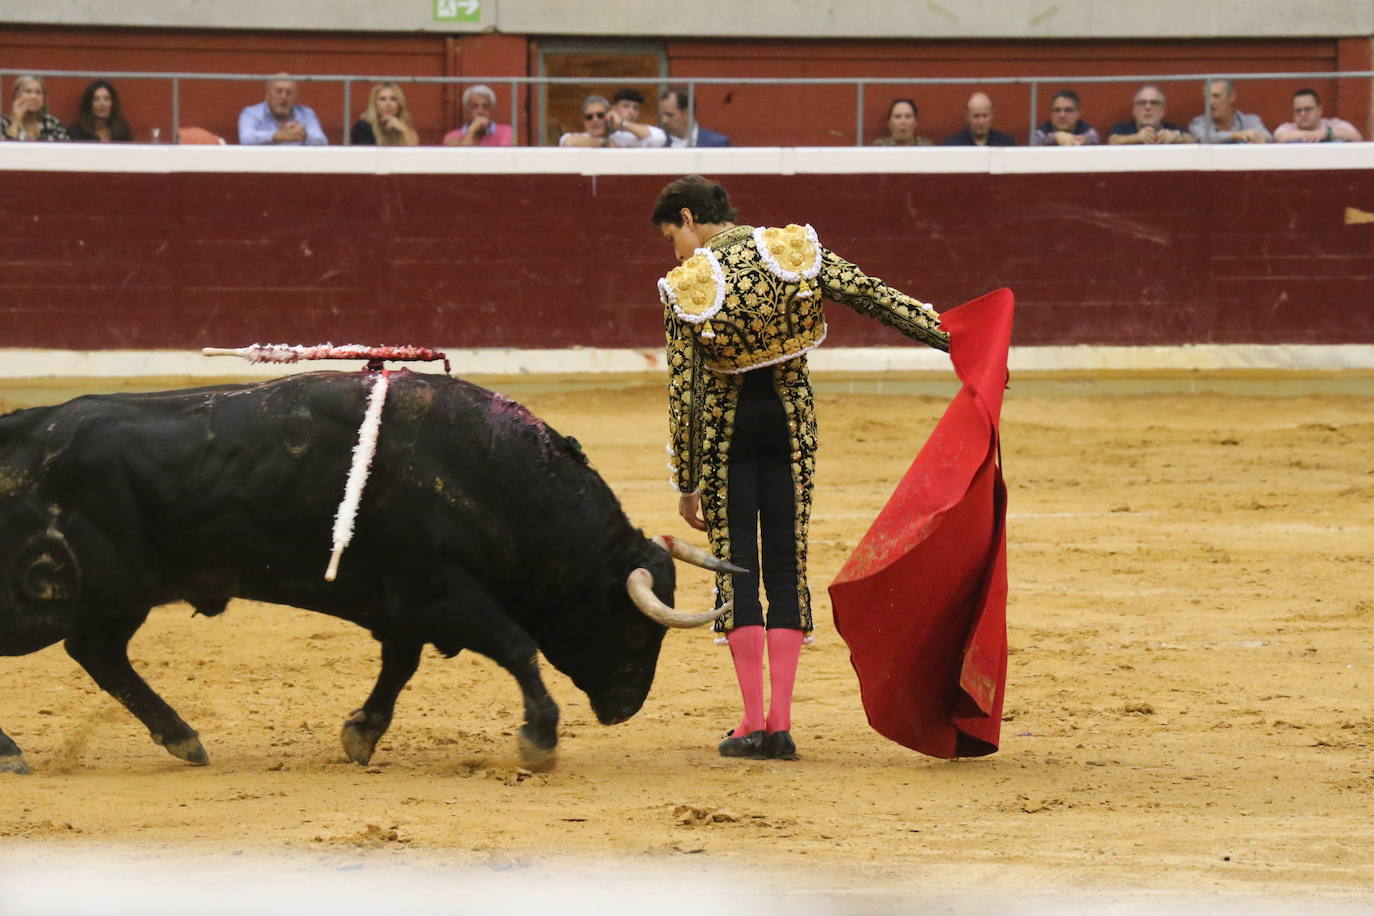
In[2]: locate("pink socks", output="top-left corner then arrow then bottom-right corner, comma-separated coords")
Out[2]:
727,626 -> 806,735
765,628 -> 805,733
726,625 -> 766,735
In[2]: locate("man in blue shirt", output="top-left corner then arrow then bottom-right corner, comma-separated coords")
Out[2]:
238,76 -> 328,146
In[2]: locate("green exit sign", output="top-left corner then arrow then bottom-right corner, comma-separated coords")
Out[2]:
433,0 -> 481,22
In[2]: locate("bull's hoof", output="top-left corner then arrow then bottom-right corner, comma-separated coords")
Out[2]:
517,733 -> 557,772
341,709 -> 390,766
341,723 -> 377,766
0,754 -> 32,775
163,736 -> 209,766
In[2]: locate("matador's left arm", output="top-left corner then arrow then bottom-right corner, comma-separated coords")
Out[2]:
818,248 -> 950,352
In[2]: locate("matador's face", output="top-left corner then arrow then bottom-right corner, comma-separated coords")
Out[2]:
659,218 -> 702,263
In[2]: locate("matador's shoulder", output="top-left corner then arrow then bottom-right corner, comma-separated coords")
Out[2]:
751,224 -> 822,282
658,248 -> 726,324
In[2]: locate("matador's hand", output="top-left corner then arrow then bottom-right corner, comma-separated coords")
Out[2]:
678,492 -> 708,532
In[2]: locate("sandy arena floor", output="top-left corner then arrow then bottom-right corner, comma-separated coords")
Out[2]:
1,376 -> 1372,909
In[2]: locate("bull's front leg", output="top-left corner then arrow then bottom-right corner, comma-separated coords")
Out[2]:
504,649 -> 560,771
341,639 -> 423,765
0,726 -> 31,775
64,619 -> 208,766
422,580 -> 559,770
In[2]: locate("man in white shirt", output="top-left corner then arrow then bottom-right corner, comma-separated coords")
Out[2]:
606,88 -> 667,148
1188,79 -> 1271,143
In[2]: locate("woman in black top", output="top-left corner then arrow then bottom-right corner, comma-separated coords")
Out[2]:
67,80 -> 133,142
350,82 -> 419,146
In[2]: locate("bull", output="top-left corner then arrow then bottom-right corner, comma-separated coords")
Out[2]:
0,370 -> 736,775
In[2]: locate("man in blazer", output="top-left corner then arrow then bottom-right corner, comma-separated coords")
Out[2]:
659,88 -> 732,147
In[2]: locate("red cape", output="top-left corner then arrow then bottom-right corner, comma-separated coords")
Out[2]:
829,288 -> 1013,759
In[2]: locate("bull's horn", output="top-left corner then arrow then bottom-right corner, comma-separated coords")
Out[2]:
651,535 -> 748,574
626,567 -> 729,629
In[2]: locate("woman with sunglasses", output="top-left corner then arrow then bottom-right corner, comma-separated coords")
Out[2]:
558,94 -> 614,147
651,175 -> 949,760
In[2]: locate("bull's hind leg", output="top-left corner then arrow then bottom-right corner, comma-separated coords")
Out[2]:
341,639 -> 422,765
64,617 -> 208,766
422,580 -> 559,770
0,726 -> 31,775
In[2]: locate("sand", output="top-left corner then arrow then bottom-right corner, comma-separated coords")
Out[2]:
2,378 -> 1372,908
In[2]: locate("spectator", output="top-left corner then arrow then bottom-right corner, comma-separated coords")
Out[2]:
872,99 -> 932,146
1,75 -> 68,142
1273,88 -> 1363,143
943,92 -> 1016,147
658,88 -> 731,148
442,84 -> 514,147
67,79 -> 133,143
1108,85 -> 1195,145
350,82 -> 419,146
1032,90 -> 1100,146
238,75 -> 327,146
559,94 -> 615,148
606,88 -> 667,148
1189,79 -> 1271,143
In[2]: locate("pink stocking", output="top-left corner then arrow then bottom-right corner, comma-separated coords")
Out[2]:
726,625 -> 766,735
765,628 -> 805,733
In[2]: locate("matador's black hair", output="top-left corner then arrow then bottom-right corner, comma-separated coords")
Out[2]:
651,175 -> 738,227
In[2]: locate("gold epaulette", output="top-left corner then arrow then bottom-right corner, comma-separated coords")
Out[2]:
658,248 -> 725,324
753,224 -> 821,282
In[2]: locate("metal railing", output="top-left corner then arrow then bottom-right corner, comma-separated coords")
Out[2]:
3,68 -> 1371,146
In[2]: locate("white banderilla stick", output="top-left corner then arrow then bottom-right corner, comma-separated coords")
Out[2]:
325,370 -> 391,581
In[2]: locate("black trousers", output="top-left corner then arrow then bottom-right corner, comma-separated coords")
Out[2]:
725,368 -> 802,629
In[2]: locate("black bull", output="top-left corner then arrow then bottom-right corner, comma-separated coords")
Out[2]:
0,370 -> 732,775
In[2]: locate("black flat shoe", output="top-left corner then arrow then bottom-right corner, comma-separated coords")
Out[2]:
767,730 -> 798,760
718,729 -> 769,758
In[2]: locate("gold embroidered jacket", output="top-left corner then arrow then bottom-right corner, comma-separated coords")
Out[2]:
661,223 -> 948,493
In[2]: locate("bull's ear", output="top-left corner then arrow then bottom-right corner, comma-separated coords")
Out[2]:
12,528 -> 81,605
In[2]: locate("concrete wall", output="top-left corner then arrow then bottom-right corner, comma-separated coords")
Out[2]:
7,0 -> 1374,38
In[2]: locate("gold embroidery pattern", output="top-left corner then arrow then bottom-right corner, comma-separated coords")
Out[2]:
697,362 -> 817,634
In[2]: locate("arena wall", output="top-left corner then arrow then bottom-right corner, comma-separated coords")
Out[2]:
0,145 -> 1370,373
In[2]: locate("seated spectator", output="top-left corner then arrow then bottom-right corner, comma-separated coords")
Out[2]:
238,75 -> 327,146
1108,85 -> 1195,145
1,75 -> 68,142
351,82 -> 419,146
442,84 -> 514,147
67,79 -> 132,142
658,88 -> 731,148
559,94 -> 614,147
606,88 -> 666,148
943,92 -> 1016,146
1273,88 -> 1363,143
1033,90 -> 1100,146
872,99 -> 932,146
1189,79 -> 1271,143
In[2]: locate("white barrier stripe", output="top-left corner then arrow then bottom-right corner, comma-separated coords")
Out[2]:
0,144 -> 1369,175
